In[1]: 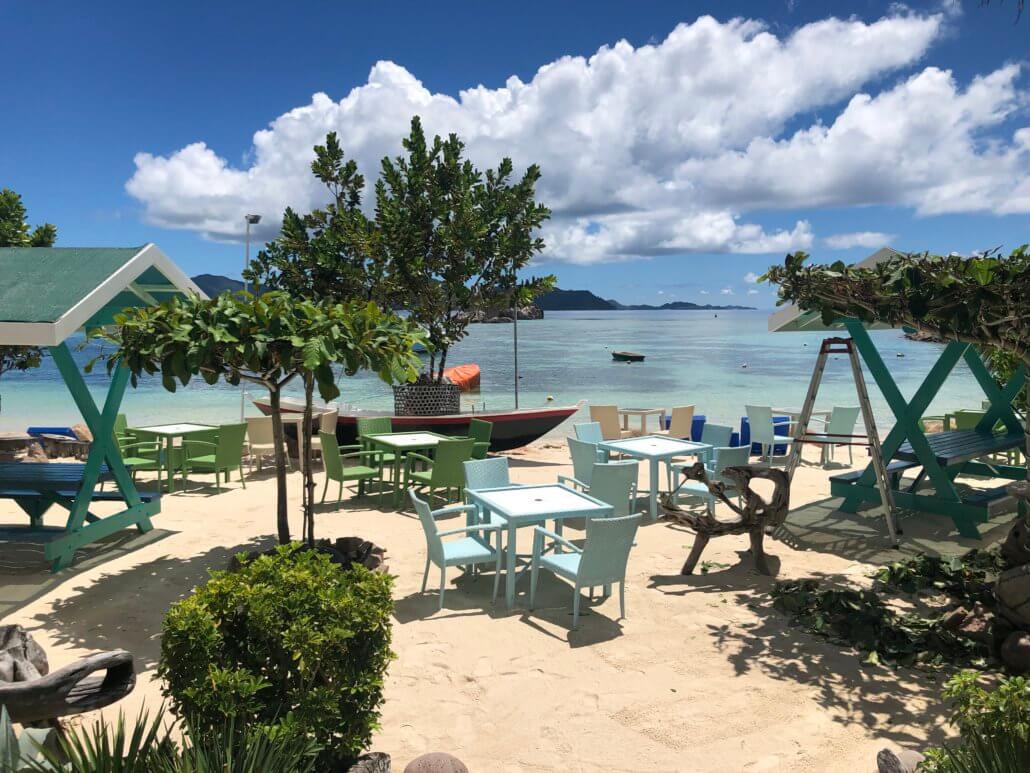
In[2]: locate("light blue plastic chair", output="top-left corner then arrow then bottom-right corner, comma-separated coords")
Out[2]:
573,422 -> 609,461
810,406 -> 861,465
670,445 -> 750,515
559,436 -> 600,491
529,513 -> 641,629
462,457 -> 513,547
747,405 -> 797,464
410,489 -> 502,611
585,461 -> 638,517
700,422 -> 734,449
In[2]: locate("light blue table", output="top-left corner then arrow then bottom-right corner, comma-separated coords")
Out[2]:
464,483 -> 614,608
598,435 -> 711,520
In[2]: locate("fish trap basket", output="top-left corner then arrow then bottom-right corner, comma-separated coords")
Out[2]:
393,383 -> 460,416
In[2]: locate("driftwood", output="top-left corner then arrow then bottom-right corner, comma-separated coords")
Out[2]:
660,463 -> 790,576
0,624 -> 135,725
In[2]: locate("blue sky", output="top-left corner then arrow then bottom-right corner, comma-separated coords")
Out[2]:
3,0 -> 1028,306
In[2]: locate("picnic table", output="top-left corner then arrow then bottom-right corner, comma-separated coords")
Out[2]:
366,431 -> 453,506
0,462 -> 159,569
464,483 -> 613,608
598,435 -> 711,520
132,423 -> 216,492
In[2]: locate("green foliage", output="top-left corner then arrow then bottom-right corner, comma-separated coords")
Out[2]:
0,705 -> 60,772
772,550 -> 1012,669
245,132 -> 387,304
0,188 -> 55,407
0,188 -> 57,249
764,247 -> 1030,366
921,672 -> 1030,772
371,116 -> 554,380
159,545 -> 394,769
97,291 -> 421,399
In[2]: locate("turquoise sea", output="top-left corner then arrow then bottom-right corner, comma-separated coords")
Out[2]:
0,310 -> 983,436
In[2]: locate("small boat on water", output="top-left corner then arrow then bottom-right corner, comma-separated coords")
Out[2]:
443,363 -> 480,391
253,398 -> 583,451
611,351 -> 645,363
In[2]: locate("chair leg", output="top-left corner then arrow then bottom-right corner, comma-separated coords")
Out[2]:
438,566 -> 447,611
321,477 -> 328,503
421,557 -> 430,592
239,466 -> 246,489
529,560 -> 539,610
619,581 -> 626,619
492,553 -> 501,604
572,588 -> 581,630
216,470 -> 221,493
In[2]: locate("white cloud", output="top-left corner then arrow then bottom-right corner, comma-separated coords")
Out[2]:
124,8 -> 1029,265
721,287 -> 734,295
747,288 -> 760,295
700,290 -> 710,295
743,271 -> 760,283
824,231 -> 897,249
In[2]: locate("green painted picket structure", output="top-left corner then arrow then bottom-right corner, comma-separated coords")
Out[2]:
0,244 -> 204,570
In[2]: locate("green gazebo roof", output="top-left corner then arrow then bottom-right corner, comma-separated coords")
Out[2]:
0,243 -> 205,346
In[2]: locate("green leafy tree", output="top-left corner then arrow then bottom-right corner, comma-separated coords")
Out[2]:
97,291 -> 421,543
0,188 -> 57,412
764,247 -> 1030,469
244,132 -> 388,303
373,116 -> 554,381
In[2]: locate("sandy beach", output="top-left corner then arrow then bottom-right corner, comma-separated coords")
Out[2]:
1,441 -> 1016,772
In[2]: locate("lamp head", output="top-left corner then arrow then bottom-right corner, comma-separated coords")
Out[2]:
245,214 -> 261,225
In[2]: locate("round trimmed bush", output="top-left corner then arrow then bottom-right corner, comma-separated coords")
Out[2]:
159,544 -> 394,769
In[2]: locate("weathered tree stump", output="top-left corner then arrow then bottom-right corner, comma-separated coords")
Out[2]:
660,463 -> 790,575
0,624 -> 135,725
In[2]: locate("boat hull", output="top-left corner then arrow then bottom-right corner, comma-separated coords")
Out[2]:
252,400 -> 581,452
611,351 -> 645,362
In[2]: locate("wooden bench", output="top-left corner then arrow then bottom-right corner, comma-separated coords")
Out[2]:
896,430 -> 1025,467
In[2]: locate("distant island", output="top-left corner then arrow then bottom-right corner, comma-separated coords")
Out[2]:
535,287 -> 753,311
189,276 -> 754,312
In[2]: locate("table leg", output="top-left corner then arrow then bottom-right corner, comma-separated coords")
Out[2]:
394,453 -> 403,507
505,522 -> 517,608
649,458 -> 659,520
640,415 -> 646,435
166,437 -> 175,493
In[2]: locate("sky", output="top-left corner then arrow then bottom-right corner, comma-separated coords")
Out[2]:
2,0 -> 1028,307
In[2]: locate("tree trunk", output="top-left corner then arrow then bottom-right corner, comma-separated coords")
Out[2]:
269,388 -> 291,544
437,347 -> 448,384
302,373 -> 316,547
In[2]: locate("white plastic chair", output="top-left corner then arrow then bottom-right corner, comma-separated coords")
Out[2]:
245,415 -> 292,471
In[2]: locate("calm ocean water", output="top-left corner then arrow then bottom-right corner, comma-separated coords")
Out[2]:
0,310 -> 982,436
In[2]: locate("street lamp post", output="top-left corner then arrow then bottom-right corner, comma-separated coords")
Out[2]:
240,214 -> 261,420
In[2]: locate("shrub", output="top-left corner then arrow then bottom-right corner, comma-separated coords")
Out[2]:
922,671 -> 1030,772
159,545 -> 394,769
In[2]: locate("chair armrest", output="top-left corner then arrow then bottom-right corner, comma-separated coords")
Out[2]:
557,474 -> 588,491
431,502 -> 480,520
532,526 -> 583,556
183,440 -> 217,458
340,449 -> 385,461
404,451 -> 434,471
119,441 -> 161,453
437,523 -> 500,538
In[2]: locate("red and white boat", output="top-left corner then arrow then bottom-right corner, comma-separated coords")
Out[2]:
253,398 -> 583,452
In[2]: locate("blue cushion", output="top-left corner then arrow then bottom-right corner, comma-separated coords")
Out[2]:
442,537 -> 496,564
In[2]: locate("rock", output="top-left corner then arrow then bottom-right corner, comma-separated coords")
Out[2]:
0,625 -> 49,681
25,441 -> 48,462
1001,511 -> 1030,568
996,563 -> 1030,628
462,304 -> 543,324
347,752 -> 391,772
1001,631 -> 1030,675
403,752 -> 469,773
877,747 -> 925,773
941,606 -> 968,631
955,602 -> 994,644
70,422 -> 93,442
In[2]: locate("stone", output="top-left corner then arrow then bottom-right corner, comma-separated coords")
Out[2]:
25,441 -> 48,462
0,625 -> 49,681
1001,631 -> 1030,675
941,606 -> 968,631
403,752 -> 469,773
876,747 -> 925,773
1001,511 -> 1030,568
996,563 -> 1030,628
70,422 -> 93,442
955,602 -> 994,644
347,752 -> 391,772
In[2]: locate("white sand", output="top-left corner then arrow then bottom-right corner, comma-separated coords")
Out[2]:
3,442 -> 1014,772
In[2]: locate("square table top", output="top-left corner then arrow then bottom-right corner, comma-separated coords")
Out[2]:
618,407 -> 665,416
367,431 -> 451,449
466,483 -> 612,520
896,430 -> 1025,467
599,435 -> 711,460
135,423 -> 216,436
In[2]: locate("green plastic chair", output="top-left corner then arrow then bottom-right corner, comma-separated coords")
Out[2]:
112,413 -> 128,443
117,434 -> 164,485
356,416 -> 396,472
670,445 -> 750,515
404,438 -> 474,506
949,409 -> 989,431
320,430 -> 386,507
559,436 -> 600,491
529,513 -> 641,629
410,489 -> 502,610
468,419 -> 493,459
183,423 -> 248,492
